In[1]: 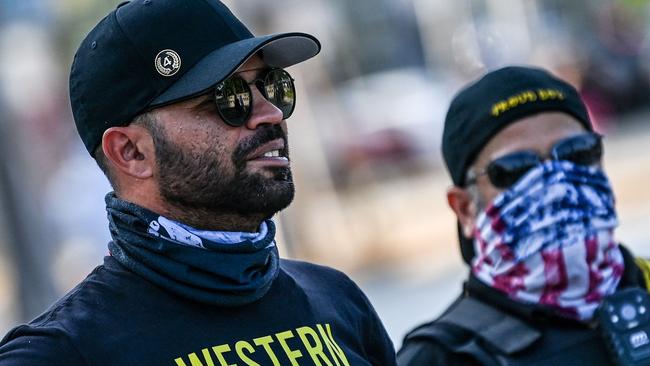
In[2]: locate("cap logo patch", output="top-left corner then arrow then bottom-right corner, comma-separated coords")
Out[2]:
491,89 -> 565,117
155,49 -> 181,77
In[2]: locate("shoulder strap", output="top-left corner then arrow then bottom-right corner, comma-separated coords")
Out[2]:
405,297 -> 542,365
634,257 -> 650,291
438,297 -> 541,354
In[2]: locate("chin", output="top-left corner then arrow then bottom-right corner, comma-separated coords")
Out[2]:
274,167 -> 293,181
254,166 -> 292,182
230,173 -> 295,216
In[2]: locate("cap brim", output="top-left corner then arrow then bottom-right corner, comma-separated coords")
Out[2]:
150,32 -> 320,107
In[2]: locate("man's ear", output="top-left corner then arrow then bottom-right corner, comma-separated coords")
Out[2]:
102,125 -> 155,180
447,186 -> 478,238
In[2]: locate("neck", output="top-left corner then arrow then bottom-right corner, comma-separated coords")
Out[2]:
116,190 -> 267,232
163,205 -> 267,232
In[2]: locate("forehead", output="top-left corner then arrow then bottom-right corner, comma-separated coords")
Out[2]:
473,112 -> 588,167
237,55 -> 266,71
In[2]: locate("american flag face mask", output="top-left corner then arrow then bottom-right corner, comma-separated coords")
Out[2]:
472,160 -> 625,321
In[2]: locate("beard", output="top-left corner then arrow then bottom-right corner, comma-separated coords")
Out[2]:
154,124 -> 295,219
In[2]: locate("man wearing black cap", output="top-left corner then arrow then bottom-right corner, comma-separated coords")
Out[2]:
0,1 -> 395,365
397,66 -> 650,365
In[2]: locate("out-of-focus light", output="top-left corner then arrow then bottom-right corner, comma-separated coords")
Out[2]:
0,23 -> 60,120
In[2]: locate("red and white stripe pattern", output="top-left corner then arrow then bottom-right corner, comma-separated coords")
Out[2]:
471,161 -> 624,321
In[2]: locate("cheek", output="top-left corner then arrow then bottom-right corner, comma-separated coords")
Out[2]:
188,121 -> 240,153
476,179 -> 502,208
483,190 -> 501,207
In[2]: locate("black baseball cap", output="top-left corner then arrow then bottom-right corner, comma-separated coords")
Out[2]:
441,66 -> 593,264
70,0 -> 321,155
442,66 -> 592,187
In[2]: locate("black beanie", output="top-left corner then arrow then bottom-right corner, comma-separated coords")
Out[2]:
442,66 -> 592,187
441,66 -> 593,264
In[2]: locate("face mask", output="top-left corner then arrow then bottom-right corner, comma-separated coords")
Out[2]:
472,160 -> 625,321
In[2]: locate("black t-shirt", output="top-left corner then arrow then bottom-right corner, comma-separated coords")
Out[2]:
0,257 -> 396,365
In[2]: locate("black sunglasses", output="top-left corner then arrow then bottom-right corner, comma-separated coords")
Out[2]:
465,132 -> 603,189
213,68 -> 296,127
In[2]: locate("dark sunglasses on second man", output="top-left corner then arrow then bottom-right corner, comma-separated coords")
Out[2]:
213,68 -> 296,127
465,132 -> 603,189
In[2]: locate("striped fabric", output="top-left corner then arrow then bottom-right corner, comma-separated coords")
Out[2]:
472,160 -> 624,321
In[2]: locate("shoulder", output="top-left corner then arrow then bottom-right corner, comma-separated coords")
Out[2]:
28,264 -> 110,328
398,335 -> 478,366
279,258 -> 386,322
280,258 -> 348,276
0,323 -> 86,365
280,258 -> 362,291
399,318 -> 454,357
279,259 -> 374,310
32,262 -> 126,327
0,261 -> 131,364
0,268 -> 106,365
398,316 -> 485,366
398,295 -> 507,366
279,260 -> 397,364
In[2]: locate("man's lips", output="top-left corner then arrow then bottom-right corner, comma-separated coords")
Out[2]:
246,139 -> 289,166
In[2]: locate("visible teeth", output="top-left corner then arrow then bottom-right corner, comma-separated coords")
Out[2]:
263,150 -> 280,158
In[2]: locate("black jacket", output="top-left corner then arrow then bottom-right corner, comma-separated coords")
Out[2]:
397,246 -> 647,366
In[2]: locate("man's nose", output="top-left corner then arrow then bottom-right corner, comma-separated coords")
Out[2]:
245,86 -> 284,130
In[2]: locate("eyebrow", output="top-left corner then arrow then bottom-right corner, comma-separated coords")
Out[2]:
234,66 -> 271,79
190,93 -> 213,109
236,66 -> 268,73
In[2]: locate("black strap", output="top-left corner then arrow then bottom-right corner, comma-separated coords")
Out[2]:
405,297 -> 542,365
440,297 -> 541,354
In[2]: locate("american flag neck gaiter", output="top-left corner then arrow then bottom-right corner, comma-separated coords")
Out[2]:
471,160 -> 625,321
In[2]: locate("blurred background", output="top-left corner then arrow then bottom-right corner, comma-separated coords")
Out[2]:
1,0 -> 650,348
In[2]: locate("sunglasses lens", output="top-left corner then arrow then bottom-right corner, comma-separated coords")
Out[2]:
487,152 -> 541,188
214,76 -> 252,126
264,69 -> 296,119
552,133 -> 602,166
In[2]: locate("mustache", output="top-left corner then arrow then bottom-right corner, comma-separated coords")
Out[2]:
232,125 -> 287,165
